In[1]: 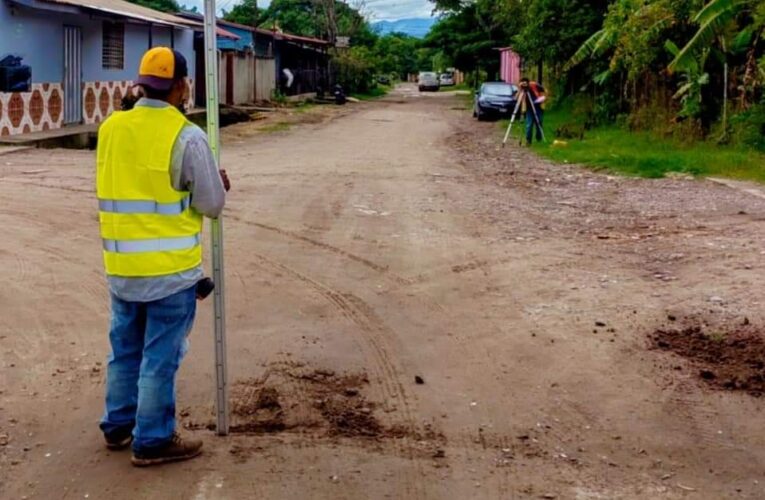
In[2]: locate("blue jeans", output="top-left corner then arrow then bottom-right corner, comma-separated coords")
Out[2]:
525,106 -> 544,144
100,285 -> 196,452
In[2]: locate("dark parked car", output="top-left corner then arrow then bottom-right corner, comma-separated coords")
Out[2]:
473,82 -> 518,121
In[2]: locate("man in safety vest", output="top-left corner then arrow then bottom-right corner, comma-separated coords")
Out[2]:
520,77 -> 546,145
96,47 -> 228,467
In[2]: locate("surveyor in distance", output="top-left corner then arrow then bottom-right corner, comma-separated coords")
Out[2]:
520,77 -> 546,145
96,47 -> 229,467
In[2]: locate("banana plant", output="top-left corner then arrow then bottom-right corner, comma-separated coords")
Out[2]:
666,40 -> 710,118
669,0 -> 754,72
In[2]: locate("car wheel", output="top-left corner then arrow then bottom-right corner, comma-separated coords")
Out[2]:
476,106 -> 486,121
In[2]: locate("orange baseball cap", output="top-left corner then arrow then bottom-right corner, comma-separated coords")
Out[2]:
135,47 -> 188,91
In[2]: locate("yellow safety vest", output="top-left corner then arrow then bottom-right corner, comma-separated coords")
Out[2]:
96,105 -> 203,277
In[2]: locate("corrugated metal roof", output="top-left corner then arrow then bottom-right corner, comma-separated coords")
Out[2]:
172,12 -> 239,38
217,20 -> 329,46
40,0 -> 199,27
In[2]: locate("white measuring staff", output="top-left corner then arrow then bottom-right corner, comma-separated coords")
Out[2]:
203,0 -> 229,436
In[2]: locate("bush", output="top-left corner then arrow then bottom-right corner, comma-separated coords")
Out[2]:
332,47 -> 377,94
730,101 -> 765,152
465,69 -> 488,89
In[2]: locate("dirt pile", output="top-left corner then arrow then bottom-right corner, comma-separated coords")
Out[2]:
230,386 -> 286,433
651,316 -> 765,396
201,363 -> 419,440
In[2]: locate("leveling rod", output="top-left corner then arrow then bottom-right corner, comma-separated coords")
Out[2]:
203,0 -> 229,436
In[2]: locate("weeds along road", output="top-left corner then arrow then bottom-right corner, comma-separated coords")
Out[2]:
3,83 -> 765,499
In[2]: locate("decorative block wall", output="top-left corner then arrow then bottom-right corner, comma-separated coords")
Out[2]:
83,79 -> 195,124
0,79 -> 195,136
82,80 -> 134,125
0,83 -> 64,136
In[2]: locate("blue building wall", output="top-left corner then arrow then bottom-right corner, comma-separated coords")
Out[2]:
0,0 -> 75,82
174,28 -> 196,78
218,24 -> 254,52
0,0 -> 195,84
151,25 -> 171,48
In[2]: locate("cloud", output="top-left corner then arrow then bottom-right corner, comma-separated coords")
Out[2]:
181,0 -> 434,21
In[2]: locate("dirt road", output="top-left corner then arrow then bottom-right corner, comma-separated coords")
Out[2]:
3,84 -> 765,499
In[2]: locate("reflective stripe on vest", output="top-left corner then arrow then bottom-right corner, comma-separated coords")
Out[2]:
98,195 -> 191,215
102,234 -> 201,254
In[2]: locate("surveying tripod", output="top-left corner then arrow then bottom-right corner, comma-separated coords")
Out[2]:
502,86 -> 546,147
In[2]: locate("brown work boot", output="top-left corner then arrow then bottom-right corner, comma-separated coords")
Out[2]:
131,432 -> 203,467
104,428 -> 133,451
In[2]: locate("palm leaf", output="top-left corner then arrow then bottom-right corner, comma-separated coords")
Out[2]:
731,26 -> 755,53
564,29 -> 606,71
664,40 -> 680,57
593,69 -> 612,85
668,5 -> 738,71
695,0 -> 749,25
592,28 -> 617,56
673,82 -> 693,99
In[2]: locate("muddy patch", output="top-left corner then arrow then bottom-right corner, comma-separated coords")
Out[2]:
650,316 -> 765,396
185,362 -> 432,442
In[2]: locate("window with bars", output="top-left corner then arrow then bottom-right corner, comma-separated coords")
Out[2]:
102,22 -> 125,70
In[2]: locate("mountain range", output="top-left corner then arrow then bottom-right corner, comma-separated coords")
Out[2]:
372,18 -> 437,38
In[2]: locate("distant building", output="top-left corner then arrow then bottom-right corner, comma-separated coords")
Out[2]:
177,13 -> 330,106
498,47 -> 522,85
0,0 -> 199,136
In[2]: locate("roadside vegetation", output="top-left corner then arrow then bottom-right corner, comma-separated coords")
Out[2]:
512,106 -> 765,181
428,0 -> 764,179
259,122 -> 292,133
351,85 -> 391,101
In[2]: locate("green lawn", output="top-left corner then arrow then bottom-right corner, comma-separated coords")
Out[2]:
501,108 -> 765,182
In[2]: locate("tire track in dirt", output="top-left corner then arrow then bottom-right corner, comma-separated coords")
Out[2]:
450,256 -> 514,275
0,178 -> 93,194
228,214 -> 413,285
249,252 -> 428,499
226,215 -> 450,317
662,380 -> 740,451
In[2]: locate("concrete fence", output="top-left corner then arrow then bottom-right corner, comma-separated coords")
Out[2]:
219,52 -> 276,105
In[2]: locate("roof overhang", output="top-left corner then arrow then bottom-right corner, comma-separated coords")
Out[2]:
10,0 -> 199,28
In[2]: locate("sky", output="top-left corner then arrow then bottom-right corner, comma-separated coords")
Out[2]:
193,0 -> 434,22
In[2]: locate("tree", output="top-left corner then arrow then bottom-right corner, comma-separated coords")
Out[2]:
259,0 -> 318,36
223,0 -> 259,27
127,0 -> 180,13
423,3 -> 502,79
514,0 -> 608,78
373,33 -> 420,78
258,0 -> 374,45
669,0 -> 758,71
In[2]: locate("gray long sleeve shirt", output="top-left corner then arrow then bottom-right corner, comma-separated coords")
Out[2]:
107,98 -> 226,302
